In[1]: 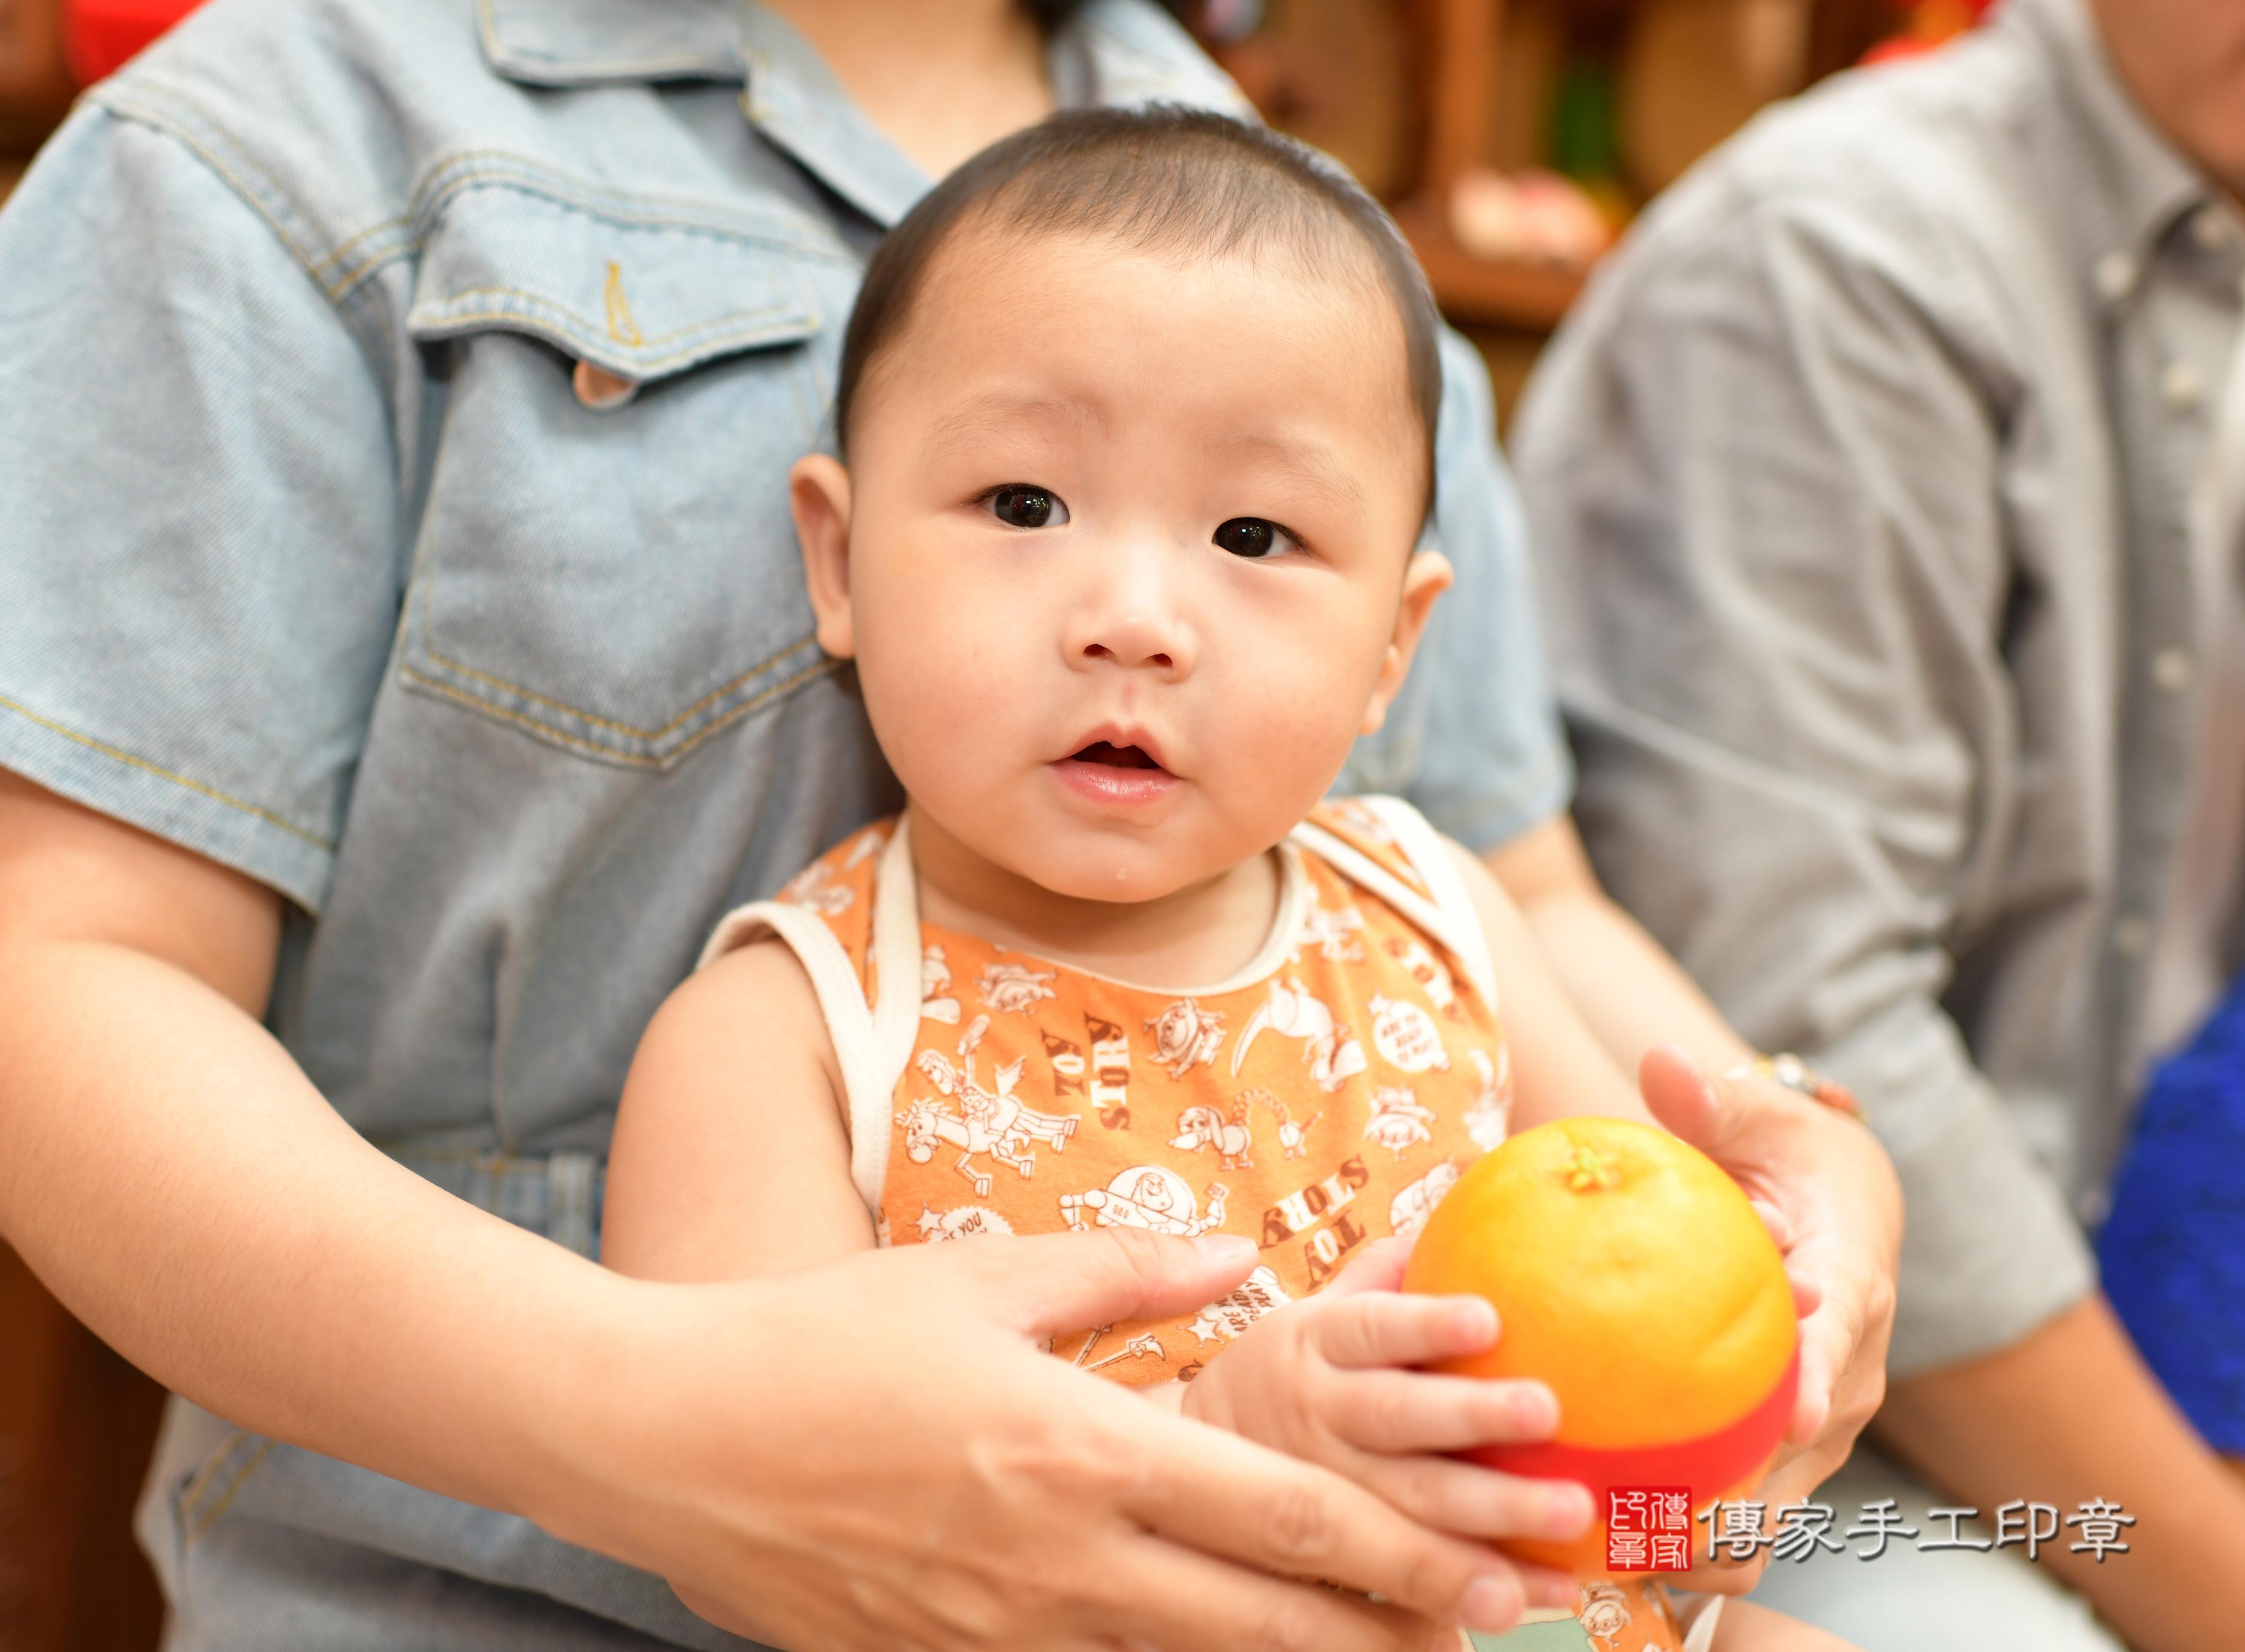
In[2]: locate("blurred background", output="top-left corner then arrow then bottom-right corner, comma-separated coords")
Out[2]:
0,0 -> 1964,1645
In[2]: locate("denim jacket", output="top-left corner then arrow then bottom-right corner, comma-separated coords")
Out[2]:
0,1 -> 1570,1643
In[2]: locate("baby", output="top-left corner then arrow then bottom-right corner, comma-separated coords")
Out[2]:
603,106 -> 1851,1652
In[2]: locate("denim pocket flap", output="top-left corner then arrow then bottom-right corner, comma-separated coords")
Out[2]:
406,182 -> 824,382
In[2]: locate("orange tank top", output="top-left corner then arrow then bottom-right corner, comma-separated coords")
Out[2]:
699,794 -> 1708,1651
701,795 -> 1514,1381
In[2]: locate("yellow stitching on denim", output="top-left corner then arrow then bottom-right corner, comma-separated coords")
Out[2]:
475,0 -> 741,85
414,285 -> 811,357
321,159 -> 860,298
603,262 -> 645,346
95,97 -> 317,268
0,690 -> 336,849
399,656 -> 838,767
408,169 -> 848,250
175,1429 -> 251,1522
416,308 -> 818,376
184,1438 -> 278,1545
310,211 -> 412,279
416,614 -> 822,741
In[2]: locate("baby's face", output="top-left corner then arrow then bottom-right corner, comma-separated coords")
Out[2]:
796,227 -> 1444,905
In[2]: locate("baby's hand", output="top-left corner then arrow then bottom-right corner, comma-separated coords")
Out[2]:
1180,1238 -> 1592,1601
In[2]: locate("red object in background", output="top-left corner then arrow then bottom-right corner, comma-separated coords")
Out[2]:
1861,0 -> 1998,66
63,0 -> 203,85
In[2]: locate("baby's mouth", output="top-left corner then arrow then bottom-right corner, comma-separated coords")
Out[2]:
1069,741 -> 1165,771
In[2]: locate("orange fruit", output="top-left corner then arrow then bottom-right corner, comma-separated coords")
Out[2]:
1401,1116 -> 1797,1575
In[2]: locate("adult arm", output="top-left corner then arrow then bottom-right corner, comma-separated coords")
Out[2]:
1877,1294 -> 2245,1652
0,768 -> 1538,1650
1512,155 -> 2245,1642
1484,815 -> 1900,1521
1349,323 -> 1899,1533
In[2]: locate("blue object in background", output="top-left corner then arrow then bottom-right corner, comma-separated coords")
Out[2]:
2098,969 -> 2245,1453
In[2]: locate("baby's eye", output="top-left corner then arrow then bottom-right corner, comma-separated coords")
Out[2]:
1214,517 -> 1295,559
987,484 -> 1068,529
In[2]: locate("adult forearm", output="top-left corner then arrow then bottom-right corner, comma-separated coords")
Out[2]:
1876,1293 -> 2245,1652
0,936 -> 624,1522
1484,817 -> 1753,1078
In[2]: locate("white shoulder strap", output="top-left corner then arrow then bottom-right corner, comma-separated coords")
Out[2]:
695,820 -> 927,1223
1289,796 -> 1498,1008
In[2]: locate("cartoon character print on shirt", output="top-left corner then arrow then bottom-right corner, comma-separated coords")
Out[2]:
979,960 -> 1056,1014
921,944 -> 962,1025
1465,1046 -> 1513,1151
852,800 -> 1513,1385
1146,996 -> 1225,1079
777,827 -> 882,917
1070,1324 -> 1169,1377
914,1204 -> 1016,1242
1384,935 -> 1458,1019
1232,977 -> 1367,1093
1169,1102 -> 1255,1168
1579,1583 -> 1634,1648
1389,1159 -> 1461,1239
1059,1165 -> 1229,1237
1364,1087 -> 1438,1160
1243,1089 -> 1322,1159
897,1047 -> 1077,1197
1186,1265 -> 1294,1346
1295,901 -> 1367,963
1572,1579 -> 1686,1652
1369,994 -> 1450,1073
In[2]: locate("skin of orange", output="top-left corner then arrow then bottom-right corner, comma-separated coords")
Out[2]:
1403,1118 -> 1797,1573
1402,1118 -> 1797,1444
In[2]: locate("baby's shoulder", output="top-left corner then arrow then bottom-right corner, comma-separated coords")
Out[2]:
698,818 -> 899,998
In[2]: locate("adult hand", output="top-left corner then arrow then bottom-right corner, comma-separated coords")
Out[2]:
561,1228 -> 1542,1651
1638,1045 -> 1902,1593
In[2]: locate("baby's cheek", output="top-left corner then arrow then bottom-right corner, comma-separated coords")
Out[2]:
1217,632 -> 1380,778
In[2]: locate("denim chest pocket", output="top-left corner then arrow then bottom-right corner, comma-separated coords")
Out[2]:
399,181 -> 849,768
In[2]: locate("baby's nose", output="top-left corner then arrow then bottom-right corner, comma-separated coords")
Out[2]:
1067,601 -> 1196,678
1079,623 -> 1175,672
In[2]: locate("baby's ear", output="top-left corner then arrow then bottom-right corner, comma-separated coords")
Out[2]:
791,453 -> 857,659
1360,549 -> 1453,737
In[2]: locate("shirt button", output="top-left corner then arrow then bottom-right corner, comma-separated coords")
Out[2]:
2190,205 -> 2235,251
572,360 -> 636,409
2094,250 -> 2138,301
2151,647 -> 2194,692
2077,1186 -> 2111,1227
2161,361 -> 2204,411
2112,914 -> 2154,957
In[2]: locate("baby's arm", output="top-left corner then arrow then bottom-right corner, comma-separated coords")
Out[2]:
1439,836 -> 1662,1134
604,940 -> 875,1281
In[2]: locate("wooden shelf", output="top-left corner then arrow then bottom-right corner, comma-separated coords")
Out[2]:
1391,195 -> 1590,331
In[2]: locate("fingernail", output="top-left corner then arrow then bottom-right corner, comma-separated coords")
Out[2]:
1459,1575 -> 1522,1633
1512,1385 -> 1558,1435
1547,1484 -> 1595,1537
1453,1297 -> 1499,1345
1192,1233 -> 1256,1266
1192,1233 -> 1256,1267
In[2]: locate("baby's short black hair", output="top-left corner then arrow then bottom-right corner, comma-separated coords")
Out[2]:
834,104 -> 1443,514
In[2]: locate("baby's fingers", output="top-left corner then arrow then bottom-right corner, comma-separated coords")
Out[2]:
1361,1452 -> 1596,1554
1332,1369 -> 1559,1455
1312,1289 -> 1499,1369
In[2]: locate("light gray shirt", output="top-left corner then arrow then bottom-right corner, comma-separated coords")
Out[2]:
1514,0 -> 2245,1374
